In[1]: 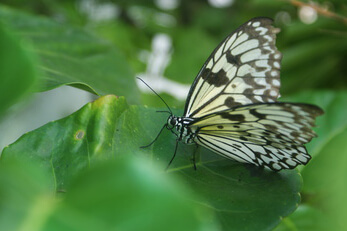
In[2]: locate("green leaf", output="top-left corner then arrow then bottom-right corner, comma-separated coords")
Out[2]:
2,95 -> 303,231
0,23 -> 38,115
0,158 -> 217,231
301,121 -> 347,231
1,95 -> 128,190
0,160 -> 54,231
116,106 -> 302,231
273,205 -> 333,231
44,157 -> 218,231
0,5 -> 139,103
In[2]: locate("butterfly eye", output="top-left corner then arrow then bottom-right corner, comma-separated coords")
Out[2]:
169,118 -> 177,126
166,117 -> 178,130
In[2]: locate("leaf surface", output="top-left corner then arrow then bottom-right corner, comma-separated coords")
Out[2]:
0,5 -> 139,103
2,95 -> 305,231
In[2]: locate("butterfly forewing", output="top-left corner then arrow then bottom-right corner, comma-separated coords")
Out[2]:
192,103 -> 323,170
142,17 -> 323,171
184,17 -> 282,119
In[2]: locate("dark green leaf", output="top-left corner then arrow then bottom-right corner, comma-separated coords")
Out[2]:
44,157 -> 218,231
1,95 -> 128,190
0,5 -> 139,103
273,205 -> 333,231
0,158 -> 217,231
301,122 -> 347,231
0,160 -> 53,231
0,23 -> 38,115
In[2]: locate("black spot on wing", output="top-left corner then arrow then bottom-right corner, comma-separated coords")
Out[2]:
249,109 -> 266,120
264,124 -> 277,131
226,52 -> 241,66
290,131 -> 300,138
220,113 -> 245,122
201,68 -> 229,87
300,127 -> 311,133
225,96 -> 242,108
243,77 -> 269,89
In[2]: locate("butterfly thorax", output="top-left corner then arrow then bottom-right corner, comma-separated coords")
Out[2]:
167,115 -> 196,144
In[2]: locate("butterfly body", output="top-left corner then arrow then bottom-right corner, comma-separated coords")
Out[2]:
143,17 -> 323,171
167,115 -> 196,144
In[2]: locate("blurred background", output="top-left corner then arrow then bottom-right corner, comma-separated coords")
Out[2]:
0,1 -> 346,230
0,0 -> 346,150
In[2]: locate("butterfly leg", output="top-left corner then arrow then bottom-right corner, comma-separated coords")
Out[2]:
166,139 -> 179,170
191,144 -> 199,170
140,123 -> 167,148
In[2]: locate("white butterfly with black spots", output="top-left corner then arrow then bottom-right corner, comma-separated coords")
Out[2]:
143,17 -> 323,171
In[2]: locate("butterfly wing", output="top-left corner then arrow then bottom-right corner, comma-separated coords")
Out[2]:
191,103 -> 323,171
184,17 -> 282,119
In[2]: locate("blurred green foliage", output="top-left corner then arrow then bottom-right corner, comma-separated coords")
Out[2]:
0,23 -> 38,115
0,5 -> 139,103
0,158 -> 218,231
0,0 -> 346,230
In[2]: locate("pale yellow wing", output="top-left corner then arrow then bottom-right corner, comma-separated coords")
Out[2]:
191,103 -> 323,170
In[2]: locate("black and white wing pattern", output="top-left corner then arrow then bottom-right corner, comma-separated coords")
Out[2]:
192,103 -> 323,171
143,17 -> 324,171
184,17 -> 282,119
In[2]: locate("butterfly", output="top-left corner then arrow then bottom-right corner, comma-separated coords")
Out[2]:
139,17 -> 323,171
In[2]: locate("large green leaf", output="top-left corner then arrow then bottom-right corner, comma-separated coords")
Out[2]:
46,158 -> 218,231
0,23 -> 38,115
0,158 -> 217,231
301,117 -> 347,231
0,160 -> 54,231
273,205 -> 334,231
1,95 -> 128,189
2,95 -> 303,231
0,5 -> 139,103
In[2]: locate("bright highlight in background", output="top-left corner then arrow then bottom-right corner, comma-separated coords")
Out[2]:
299,6 -> 318,24
208,0 -> 234,8
155,0 -> 180,10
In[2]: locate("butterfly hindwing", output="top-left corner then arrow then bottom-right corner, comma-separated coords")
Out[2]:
192,103 -> 323,170
140,17 -> 323,171
184,17 -> 282,119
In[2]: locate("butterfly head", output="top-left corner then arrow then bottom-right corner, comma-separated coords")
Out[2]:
167,115 -> 178,130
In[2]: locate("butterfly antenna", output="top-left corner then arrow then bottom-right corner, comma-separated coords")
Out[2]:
136,77 -> 172,114
156,110 -> 171,114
